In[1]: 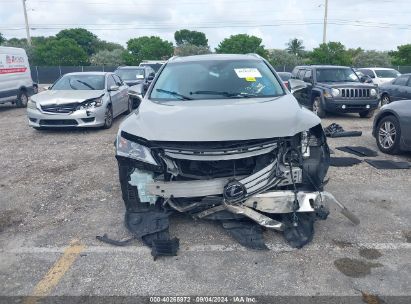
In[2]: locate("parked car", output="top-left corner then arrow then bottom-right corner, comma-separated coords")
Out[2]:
115,54 -> 358,252
0,46 -> 36,107
114,66 -> 155,87
372,99 -> 411,154
379,73 -> 411,106
139,60 -> 166,73
27,72 -> 130,129
291,65 -> 379,118
127,72 -> 156,109
277,72 -> 292,90
357,68 -> 401,86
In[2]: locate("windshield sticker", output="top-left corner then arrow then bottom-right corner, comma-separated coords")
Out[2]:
245,77 -> 256,82
234,68 -> 262,79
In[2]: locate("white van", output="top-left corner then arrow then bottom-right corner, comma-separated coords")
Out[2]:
357,67 -> 401,86
0,46 -> 36,107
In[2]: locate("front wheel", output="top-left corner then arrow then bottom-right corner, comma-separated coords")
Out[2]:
381,94 -> 390,106
312,97 -> 326,118
359,109 -> 375,118
102,105 -> 113,129
376,115 -> 401,154
16,91 -> 28,108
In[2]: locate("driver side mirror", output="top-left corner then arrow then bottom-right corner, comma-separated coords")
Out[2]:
109,85 -> 119,91
147,73 -> 155,82
289,79 -> 307,93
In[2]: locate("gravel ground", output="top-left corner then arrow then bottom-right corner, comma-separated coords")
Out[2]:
0,103 -> 410,300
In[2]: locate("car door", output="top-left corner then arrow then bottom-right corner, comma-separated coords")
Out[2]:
107,74 -> 122,117
291,68 -> 305,105
301,69 -> 313,108
113,74 -> 129,112
390,75 -> 410,101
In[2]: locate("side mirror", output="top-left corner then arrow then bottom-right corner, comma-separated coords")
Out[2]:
289,79 -> 307,93
109,85 -> 119,91
147,73 -> 155,81
360,75 -> 373,83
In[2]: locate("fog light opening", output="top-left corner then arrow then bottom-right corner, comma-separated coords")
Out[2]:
342,105 -> 346,109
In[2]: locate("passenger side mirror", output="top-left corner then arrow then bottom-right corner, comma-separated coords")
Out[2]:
360,75 -> 373,83
109,85 -> 119,91
289,79 -> 307,93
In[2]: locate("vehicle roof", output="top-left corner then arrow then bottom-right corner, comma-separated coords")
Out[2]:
277,71 -> 292,74
295,65 -> 351,69
169,54 -> 262,63
0,46 -> 27,54
116,66 -> 146,69
359,67 -> 398,70
64,72 -> 109,76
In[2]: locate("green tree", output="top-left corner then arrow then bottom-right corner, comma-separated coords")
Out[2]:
215,34 -> 267,57
33,38 -> 88,65
390,44 -> 411,65
353,50 -> 391,67
267,49 -> 306,68
174,29 -> 208,47
286,38 -> 305,56
174,44 -> 210,56
90,49 -> 125,66
123,36 -> 174,65
309,42 -> 352,66
96,40 -> 125,52
0,33 -> 5,45
56,28 -> 99,56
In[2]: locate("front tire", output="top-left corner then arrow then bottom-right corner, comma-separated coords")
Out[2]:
359,109 -> 375,118
103,105 -> 113,129
16,91 -> 28,108
312,97 -> 326,118
376,115 -> 401,154
381,94 -> 390,106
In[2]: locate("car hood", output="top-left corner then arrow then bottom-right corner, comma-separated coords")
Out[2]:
31,90 -> 105,105
120,94 -> 321,142
317,82 -> 376,88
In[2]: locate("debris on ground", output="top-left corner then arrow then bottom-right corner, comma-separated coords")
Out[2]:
324,123 -> 362,138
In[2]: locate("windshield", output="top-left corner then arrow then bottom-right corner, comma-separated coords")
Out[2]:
116,68 -> 145,81
150,59 -> 284,101
51,74 -> 105,90
316,68 -> 360,83
375,69 -> 400,78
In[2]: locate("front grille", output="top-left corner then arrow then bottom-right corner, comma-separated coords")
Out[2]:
39,119 -> 78,126
341,88 -> 370,98
41,103 -> 79,113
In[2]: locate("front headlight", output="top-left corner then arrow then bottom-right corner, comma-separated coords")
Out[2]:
331,88 -> 340,97
370,88 -> 377,96
27,98 -> 37,109
116,134 -> 157,165
78,97 -> 103,110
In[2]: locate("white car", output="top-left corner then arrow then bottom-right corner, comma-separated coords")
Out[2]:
0,46 -> 36,107
357,67 -> 401,86
27,72 -> 131,129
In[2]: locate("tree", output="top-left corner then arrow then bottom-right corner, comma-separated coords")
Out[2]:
174,44 -> 210,56
390,44 -> 411,66
90,49 -> 125,66
33,38 -> 88,65
353,50 -> 391,67
215,34 -> 267,57
96,40 -> 125,52
286,38 -> 305,56
0,33 -> 5,45
56,28 -> 99,56
267,49 -> 306,68
174,29 -> 208,47
123,36 -> 174,65
309,42 -> 352,66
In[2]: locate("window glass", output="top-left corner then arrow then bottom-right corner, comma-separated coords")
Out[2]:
304,70 -> 312,81
51,74 -> 105,90
393,75 -> 409,86
115,68 -> 145,80
375,69 -> 401,78
316,68 -> 360,82
113,74 -> 122,86
107,75 -> 116,89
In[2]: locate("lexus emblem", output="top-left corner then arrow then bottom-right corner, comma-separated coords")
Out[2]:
223,180 -> 247,202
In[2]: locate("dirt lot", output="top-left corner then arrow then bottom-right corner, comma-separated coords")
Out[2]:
0,104 -> 410,301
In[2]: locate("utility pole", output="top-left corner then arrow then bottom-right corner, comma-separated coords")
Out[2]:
322,0 -> 328,44
21,0 -> 31,46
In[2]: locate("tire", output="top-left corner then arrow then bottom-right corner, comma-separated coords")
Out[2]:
102,105 -> 113,129
33,85 -> 38,95
124,98 -> 133,114
312,97 -> 326,118
16,91 -> 28,108
33,127 -> 45,131
381,94 -> 390,106
359,109 -> 375,118
376,115 -> 401,154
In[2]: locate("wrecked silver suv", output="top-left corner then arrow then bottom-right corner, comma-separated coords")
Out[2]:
114,54 -> 359,257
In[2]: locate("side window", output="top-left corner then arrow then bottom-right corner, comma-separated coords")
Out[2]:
297,69 -> 305,80
393,75 -> 409,86
291,67 -> 300,78
113,74 -> 122,86
107,75 -> 116,89
361,69 -> 375,78
304,70 -> 312,82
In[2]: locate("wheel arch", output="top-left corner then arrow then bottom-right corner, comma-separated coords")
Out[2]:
373,110 -> 400,137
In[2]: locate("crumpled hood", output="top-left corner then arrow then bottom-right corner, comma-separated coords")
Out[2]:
31,90 -> 105,105
120,94 -> 321,142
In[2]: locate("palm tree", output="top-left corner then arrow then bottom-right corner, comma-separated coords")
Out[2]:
286,38 -> 305,57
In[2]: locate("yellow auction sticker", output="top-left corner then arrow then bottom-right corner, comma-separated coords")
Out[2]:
245,77 -> 256,82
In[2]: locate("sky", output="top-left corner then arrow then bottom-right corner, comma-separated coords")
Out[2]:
0,0 -> 410,51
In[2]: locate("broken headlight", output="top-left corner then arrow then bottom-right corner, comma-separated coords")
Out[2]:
27,98 -> 37,110
77,97 -> 103,110
116,134 -> 157,165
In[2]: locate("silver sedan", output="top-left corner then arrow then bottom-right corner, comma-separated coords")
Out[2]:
27,72 -> 131,129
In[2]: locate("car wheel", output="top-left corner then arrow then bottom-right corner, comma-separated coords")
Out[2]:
381,94 -> 390,106
312,97 -> 326,118
33,85 -> 38,95
125,98 -> 133,114
376,115 -> 401,154
16,91 -> 28,108
359,109 -> 375,118
103,105 -> 113,129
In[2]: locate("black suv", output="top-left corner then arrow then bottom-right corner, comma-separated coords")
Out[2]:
291,65 -> 379,118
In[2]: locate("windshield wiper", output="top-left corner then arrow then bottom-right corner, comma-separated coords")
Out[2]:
156,89 -> 192,100
76,80 -> 95,90
190,90 -> 258,98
